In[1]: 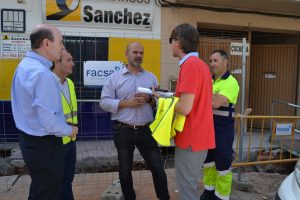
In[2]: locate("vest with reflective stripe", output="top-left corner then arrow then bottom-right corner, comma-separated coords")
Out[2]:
212,72 -> 239,119
62,78 -> 78,145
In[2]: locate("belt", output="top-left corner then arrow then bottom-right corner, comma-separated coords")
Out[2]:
114,121 -> 150,130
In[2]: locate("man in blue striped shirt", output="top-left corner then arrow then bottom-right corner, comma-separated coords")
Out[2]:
11,24 -> 78,200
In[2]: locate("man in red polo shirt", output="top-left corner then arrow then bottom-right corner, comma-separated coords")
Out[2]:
169,23 -> 215,200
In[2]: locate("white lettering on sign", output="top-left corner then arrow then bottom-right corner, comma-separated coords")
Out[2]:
275,124 -> 293,136
84,61 -> 123,86
230,42 -> 250,56
265,73 -> 276,79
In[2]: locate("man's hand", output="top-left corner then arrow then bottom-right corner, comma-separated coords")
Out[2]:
135,93 -> 151,103
70,126 -> 78,139
212,93 -> 228,109
119,96 -> 146,108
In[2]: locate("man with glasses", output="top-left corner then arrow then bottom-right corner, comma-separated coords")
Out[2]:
169,23 -> 215,200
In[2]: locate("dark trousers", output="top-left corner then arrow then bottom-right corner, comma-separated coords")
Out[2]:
60,141 -> 76,200
19,131 -> 64,200
201,124 -> 235,200
204,126 -> 234,171
113,122 -> 170,200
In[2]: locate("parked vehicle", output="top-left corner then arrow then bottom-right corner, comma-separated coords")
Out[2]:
275,158 -> 300,200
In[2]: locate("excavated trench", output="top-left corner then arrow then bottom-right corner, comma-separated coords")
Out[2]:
0,146 -> 297,176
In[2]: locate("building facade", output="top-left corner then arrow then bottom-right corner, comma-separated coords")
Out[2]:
1,0 -> 300,141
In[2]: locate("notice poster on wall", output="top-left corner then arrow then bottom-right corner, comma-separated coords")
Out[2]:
0,35 -> 31,59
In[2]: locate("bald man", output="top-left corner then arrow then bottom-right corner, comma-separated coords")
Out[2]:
11,24 -> 78,200
100,42 -> 170,200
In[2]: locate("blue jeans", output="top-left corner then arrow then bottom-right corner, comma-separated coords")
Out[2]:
113,122 -> 170,200
60,141 -> 76,200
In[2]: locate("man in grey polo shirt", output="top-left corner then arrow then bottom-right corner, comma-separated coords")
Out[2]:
100,42 -> 170,200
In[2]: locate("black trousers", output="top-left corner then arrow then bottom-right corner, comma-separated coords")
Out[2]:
113,122 -> 170,200
60,141 -> 76,200
19,131 -> 64,200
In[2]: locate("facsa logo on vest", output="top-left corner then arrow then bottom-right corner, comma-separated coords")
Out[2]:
84,61 -> 123,86
44,0 -> 154,30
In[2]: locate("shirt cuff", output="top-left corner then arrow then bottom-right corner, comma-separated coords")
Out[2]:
63,124 -> 73,137
111,99 -> 120,114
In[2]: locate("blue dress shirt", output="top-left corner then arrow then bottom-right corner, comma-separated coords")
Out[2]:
11,51 -> 72,137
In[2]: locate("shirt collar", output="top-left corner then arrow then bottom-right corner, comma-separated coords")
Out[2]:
179,52 -> 199,66
25,50 -> 53,70
213,70 -> 231,81
52,72 -> 67,84
122,64 -> 145,75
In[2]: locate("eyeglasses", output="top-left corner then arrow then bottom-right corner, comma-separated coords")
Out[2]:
169,37 -> 176,44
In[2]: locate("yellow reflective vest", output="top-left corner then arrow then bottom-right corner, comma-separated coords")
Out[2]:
62,78 -> 78,145
150,97 -> 186,146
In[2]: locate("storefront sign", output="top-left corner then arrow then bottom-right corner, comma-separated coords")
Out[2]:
43,0 -> 153,30
84,61 -> 123,86
230,42 -> 250,56
0,35 -> 30,59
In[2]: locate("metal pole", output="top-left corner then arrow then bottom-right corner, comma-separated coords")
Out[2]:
238,38 -> 247,181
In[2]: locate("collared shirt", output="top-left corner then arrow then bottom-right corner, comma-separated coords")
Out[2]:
100,66 -> 158,126
175,55 -> 215,151
52,73 -> 71,104
179,52 -> 199,66
11,51 -> 72,137
213,71 -> 239,104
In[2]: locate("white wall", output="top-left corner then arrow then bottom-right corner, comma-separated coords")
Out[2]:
0,0 -> 161,39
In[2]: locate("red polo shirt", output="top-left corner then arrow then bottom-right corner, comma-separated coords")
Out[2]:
175,55 -> 215,151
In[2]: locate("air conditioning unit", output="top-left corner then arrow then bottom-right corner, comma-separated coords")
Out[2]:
169,79 -> 177,92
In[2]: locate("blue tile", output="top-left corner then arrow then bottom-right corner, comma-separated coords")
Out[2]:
2,114 -> 19,142
96,115 -> 112,131
3,101 -> 12,114
79,102 -> 97,113
0,101 -> 114,142
79,113 -> 97,134
0,114 -> 4,135
0,101 -> 3,113
4,114 -> 17,134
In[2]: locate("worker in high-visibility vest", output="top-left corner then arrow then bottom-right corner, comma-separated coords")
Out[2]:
201,50 -> 239,200
52,49 -> 78,200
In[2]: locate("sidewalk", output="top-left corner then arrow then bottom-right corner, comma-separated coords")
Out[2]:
0,169 -> 179,200
0,131 -> 295,199
0,168 -> 286,200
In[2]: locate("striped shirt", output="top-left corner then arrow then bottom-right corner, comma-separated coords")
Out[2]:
100,66 -> 158,126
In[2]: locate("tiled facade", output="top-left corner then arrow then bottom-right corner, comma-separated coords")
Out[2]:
0,101 -> 113,142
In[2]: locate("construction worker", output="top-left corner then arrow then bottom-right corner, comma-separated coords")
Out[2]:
52,49 -> 78,200
201,50 -> 239,200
